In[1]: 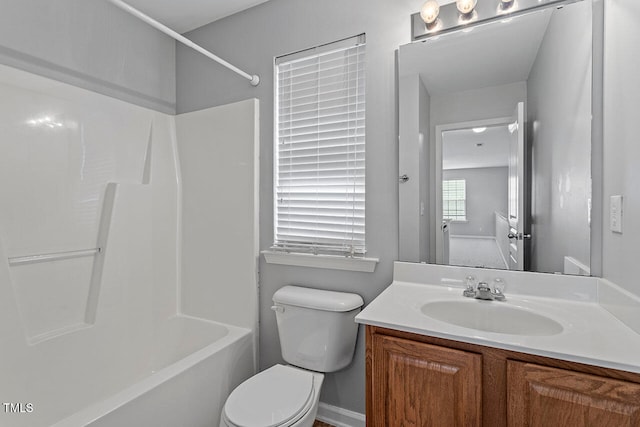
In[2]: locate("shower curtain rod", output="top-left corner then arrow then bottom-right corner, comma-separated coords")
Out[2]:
109,0 -> 260,86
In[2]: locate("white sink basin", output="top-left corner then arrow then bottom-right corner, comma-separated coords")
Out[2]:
420,300 -> 564,336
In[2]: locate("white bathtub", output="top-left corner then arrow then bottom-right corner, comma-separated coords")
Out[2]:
1,316 -> 254,427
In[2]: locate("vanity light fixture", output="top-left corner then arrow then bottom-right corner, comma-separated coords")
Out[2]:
412,0 -> 576,42
421,1 -> 440,24
499,0 -> 516,12
456,0 -> 477,16
420,0 -> 441,30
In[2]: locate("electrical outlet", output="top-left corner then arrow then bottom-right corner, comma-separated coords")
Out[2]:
610,195 -> 623,233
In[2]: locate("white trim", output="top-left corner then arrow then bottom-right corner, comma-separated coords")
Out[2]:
450,234 -> 496,240
262,251 -> 377,272
316,402 -> 366,427
563,256 -> 590,276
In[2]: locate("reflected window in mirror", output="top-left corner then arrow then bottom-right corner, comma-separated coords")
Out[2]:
443,179 -> 467,222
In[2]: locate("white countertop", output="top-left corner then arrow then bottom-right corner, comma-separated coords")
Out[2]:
356,264 -> 640,374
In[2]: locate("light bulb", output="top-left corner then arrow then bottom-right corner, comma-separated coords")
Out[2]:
456,0 -> 477,15
499,0 -> 515,12
420,0 -> 440,25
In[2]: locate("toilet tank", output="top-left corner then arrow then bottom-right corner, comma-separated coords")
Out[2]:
272,286 -> 364,373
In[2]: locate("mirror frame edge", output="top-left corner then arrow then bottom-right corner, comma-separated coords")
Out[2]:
590,0 -> 604,277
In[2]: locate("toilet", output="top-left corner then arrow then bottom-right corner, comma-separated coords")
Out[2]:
220,285 -> 364,427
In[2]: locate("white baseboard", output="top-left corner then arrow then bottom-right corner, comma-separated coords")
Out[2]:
316,402 -> 365,427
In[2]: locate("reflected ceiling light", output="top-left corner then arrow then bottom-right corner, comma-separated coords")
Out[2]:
472,127 -> 487,133
27,116 -> 64,129
456,0 -> 477,15
420,1 -> 440,25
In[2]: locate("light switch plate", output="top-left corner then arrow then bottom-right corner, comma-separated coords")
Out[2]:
610,195 -> 623,233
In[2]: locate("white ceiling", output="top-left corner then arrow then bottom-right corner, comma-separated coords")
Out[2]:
442,125 -> 510,170
122,0 -> 273,33
399,8 -> 552,95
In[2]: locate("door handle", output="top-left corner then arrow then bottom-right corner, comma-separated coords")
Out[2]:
508,232 -> 531,240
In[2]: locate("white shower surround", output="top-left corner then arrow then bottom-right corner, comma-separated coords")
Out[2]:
0,65 -> 259,426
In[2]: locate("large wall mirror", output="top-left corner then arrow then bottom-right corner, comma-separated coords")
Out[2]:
398,0 -> 597,275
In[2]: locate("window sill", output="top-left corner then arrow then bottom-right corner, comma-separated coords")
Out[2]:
262,250 -> 378,272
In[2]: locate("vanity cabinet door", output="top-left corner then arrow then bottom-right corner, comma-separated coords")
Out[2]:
507,361 -> 640,426
370,334 -> 482,427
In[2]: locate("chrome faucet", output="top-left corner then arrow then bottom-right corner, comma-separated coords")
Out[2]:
463,276 -> 506,301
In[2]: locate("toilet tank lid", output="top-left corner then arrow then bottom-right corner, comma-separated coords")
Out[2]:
273,286 -> 364,312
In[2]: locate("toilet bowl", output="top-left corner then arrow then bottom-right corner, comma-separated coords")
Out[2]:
220,365 -> 324,427
220,286 -> 363,427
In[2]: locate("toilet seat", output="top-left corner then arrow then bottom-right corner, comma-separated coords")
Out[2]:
223,364 -> 315,427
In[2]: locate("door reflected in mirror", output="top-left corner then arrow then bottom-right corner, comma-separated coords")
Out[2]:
398,0 -> 593,275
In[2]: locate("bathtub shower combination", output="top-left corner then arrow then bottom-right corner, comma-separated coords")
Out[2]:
0,64 -> 259,427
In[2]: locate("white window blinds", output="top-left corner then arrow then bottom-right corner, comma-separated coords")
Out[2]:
274,35 -> 366,256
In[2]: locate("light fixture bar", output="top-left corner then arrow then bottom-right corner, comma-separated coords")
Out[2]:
109,0 -> 260,86
412,0 -> 585,41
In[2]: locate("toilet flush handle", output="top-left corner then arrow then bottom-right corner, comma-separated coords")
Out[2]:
271,305 -> 284,313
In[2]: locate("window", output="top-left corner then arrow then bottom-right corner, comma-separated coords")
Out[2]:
273,35 -> 366,256
443,179 -> 466,221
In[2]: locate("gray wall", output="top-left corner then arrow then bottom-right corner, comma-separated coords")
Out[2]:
0,0 -> 176,113
399,74 -> 431,262
419,78 -> 431,262
443,167 -> 508,237
176,0 -> 426,413
527,1 -> 592,274
399,74 -> 421,262
602,0 -> 640,295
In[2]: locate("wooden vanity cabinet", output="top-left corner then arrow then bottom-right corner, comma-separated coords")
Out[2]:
369,333 -> 482,426
507,361 -> 640,426
366,326 -> 640,426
